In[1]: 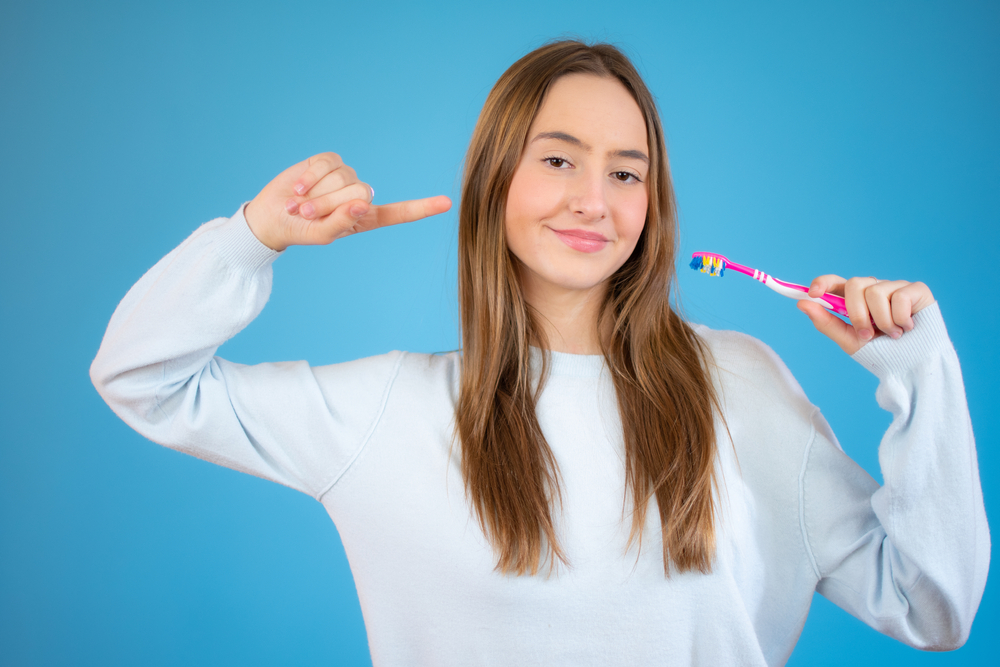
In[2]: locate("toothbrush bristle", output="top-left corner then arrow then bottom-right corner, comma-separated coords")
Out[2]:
689,253 -> 727,277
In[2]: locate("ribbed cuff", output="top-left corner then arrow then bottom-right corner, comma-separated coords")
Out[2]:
213,202 -> 282,276
850,302 -> 952,380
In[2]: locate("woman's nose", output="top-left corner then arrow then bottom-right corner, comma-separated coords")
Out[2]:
569,172 -> 608,222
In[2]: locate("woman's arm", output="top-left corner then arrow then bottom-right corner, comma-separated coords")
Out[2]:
90,153 -> 451,497
796,280 -> 989,649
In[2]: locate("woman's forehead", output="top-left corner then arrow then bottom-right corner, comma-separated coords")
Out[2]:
529,74 -> 648,153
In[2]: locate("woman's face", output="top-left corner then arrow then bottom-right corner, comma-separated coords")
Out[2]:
505,74 -> 650,300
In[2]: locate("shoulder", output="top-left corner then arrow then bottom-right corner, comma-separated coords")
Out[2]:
393,350 -> 462,402
311,350 -> 407,390
397,349 -> 462,377
690,324 -> 804,397
307,350 -> 461,442
688,322 -> 818,438
311,349 -> 459,392
685,328 -> 835,516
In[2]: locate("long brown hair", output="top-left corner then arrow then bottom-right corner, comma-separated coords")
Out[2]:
456,40 -> 721,576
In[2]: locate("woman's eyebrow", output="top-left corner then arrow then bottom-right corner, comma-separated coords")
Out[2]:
530,131 -> 649,164
613,149 -> 649,164
532,131 -> 590,149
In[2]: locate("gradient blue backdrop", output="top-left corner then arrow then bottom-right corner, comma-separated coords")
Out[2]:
1,1 -> 996,664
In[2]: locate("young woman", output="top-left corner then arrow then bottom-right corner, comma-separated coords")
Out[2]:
91,41 -> 988,665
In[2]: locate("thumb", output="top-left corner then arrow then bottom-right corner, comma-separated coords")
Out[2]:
299,199 -> 372,244
797,300 -> 863,355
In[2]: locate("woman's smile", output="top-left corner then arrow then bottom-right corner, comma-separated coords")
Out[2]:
549,227 -> 610,253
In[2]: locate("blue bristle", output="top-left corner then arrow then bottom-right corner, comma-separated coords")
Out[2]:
690,254 -> 726,277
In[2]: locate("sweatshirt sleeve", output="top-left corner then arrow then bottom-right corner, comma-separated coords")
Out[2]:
800,302 -> 989,650
90,205 -> 403,499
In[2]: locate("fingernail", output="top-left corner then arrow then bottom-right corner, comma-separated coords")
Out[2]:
294,183 -> 306,195
890,331 -> 901,339
301,202 -> 315,218
350,205 -> 367,218
369,186 -> 375,202
285,199 -> 299,214
860,329 -> 873,341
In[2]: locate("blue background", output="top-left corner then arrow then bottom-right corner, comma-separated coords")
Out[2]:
1,0 -> 996,664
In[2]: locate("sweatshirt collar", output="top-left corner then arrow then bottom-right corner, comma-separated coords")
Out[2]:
530,346 -> 605,378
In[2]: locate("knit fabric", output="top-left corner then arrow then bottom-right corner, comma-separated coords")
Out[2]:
91,205 -> 989,666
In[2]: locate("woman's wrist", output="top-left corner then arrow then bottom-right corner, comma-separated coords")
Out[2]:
244,198 -> 288,252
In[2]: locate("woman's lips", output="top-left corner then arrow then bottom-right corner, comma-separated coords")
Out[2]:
551,228 -> 609,253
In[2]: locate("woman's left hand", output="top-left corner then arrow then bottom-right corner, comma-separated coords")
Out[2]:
796,276 -> 935,355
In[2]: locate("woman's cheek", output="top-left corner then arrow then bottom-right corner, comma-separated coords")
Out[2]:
506,170 -> 560,233
618,196 -> 648,244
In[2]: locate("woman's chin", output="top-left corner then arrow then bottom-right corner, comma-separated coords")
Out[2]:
523,268 -> 613,297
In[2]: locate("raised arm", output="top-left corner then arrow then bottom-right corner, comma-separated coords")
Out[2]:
90,153 -> 451,498
796,277 -> 989,649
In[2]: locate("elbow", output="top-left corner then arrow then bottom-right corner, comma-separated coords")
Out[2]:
90,351 -> 108,398
90,348 -> 113,404
912,622 -> 969,653
918,611 -> 970,652
89,346 -> 163,425
901,573 -> 985,652
90,346 -> 125,408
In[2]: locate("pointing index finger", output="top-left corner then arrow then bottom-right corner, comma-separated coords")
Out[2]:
363,195 -> 453,229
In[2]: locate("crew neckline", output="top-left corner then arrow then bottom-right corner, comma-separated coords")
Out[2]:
529,346 -> 606,378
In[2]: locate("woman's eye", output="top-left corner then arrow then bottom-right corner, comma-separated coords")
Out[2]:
544,157 -> 567,168
613,171 -> 640,183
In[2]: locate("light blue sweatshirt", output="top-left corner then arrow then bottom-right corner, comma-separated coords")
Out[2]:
91,205 -> 989,666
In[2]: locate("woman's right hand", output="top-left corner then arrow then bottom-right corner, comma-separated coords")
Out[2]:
244,152 -> 452,251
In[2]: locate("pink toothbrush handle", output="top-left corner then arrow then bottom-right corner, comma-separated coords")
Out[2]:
772,278 -> 849,317
723,259 -> 855,320
818,293 -> 849,317
745,269 -> 852,318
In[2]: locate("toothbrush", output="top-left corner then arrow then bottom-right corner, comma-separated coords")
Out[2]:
689,252 -> 849,317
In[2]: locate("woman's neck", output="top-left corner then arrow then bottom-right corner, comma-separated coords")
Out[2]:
521,276 -> 607,355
